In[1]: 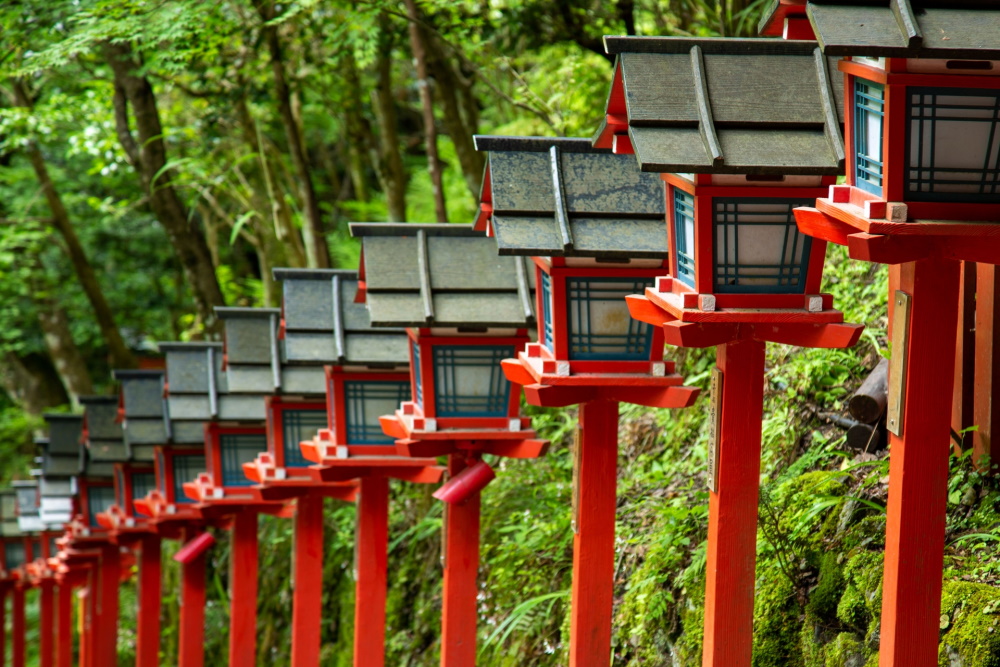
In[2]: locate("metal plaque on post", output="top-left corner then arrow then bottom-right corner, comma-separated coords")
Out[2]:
887,290 -> 912,437
707,368 -> 723,493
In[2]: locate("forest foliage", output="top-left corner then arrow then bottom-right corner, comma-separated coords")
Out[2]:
3,1 -> 999,666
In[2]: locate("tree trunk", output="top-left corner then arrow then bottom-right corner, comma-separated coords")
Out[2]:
372,15 -> 408,222
253,0 -> 331,268
342,53 -> 372,204
0,352 -> 70,417
12,81 -> 138,370
103,41 -> 227,335
424,33 -> 485,201
36,299 -> 94,407
404,0 -> 448,223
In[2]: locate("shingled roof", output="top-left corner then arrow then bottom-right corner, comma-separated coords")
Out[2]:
352,223 -> 535,329
275,269 -> 409,367
112,369 -> 168,462
473,136 -> 668,259
804,1 -> 1000,59
597,37 -> 845,175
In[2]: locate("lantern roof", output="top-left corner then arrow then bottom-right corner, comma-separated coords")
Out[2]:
41,413 -> 83,457
598,36 -> 845,175
112,369 -> 167,462
159,340 -> 265,425
473,135 -> 668,259
273,268 -> 409,367
800,1 -> 1000,59
80,395 -> 129,467
351,223 -> 536,329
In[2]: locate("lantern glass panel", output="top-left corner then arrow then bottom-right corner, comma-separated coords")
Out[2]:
4,542 -> 24,570
172,454 -> 205,503
155,449 -> 165,491
673,190 -> 696,287
411,341 -> 423,407
115,468 -> 126,505
713,198 -> 814,293
855,80 -> 884,195
0,495 -> 15,521
906,87 -> 1000,202
281,409 -> 327,466
87,486 -> 115,528
48,537 -> 56,557
344,381 -> 410,444
14,487 -> 36,515
567,278 -> 654,360
131,473 -> 156,504
540,271 -> 554,351
219,433 -> 266,486
432,346 -> 514,417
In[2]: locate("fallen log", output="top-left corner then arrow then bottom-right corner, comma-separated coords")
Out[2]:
849,358 -> 889,425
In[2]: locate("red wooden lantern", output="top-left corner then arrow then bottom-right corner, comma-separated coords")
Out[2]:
595,36 -> 864,667
472,134 -> 699,663
774,5 -> 1000,665
352,222 -> 547,666
283,269 -> 444,667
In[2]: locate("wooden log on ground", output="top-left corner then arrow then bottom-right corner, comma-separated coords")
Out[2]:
846,420 -> 887,453
849,358 -> 889,424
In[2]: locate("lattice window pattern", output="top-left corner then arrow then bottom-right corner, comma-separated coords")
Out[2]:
87,485 -> 115,528
674,189 -> 696,286
172,454 -> 205,504
855,80 -> 885,195
540,270 -> 555,351
907,87 -> 1000,201
281,409 -> 327,467
345,381 -> 410,444
219,434 -> 266,487
4,542 -> 24,571
713,198 -> 814,294
567,278 -> 654,360
412,340 -> 423,408
432,346 -> 513,417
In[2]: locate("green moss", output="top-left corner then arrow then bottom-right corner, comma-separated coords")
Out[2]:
753,574 -> 804,667
808,553 -> 845,622
824,633 -> 866,667
938,581 -> 1000,667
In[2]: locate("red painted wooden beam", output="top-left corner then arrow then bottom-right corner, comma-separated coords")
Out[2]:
291,495 -> 325,667
229,510 -> 259,667
568,400 -> 619,667
136,535 -> 162,667
354,476 -> 389,667
179,526 -> 208,667
12,586 -> 25,667
39,579 -> 54,667
973,264 -> 1000,467
953,261 -> 976,454
880,258 -> 960,667
57,582 -> 72,667
440,453 -> 480,667
95,544 -> 121,666
702,338 -> 765,667
0,587 -> 6,667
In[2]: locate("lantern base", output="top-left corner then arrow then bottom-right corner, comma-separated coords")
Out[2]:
500,347 -> 699,409
299,431 -> 445,485
95,505 -> 153,546
181,475 -> 288,520
627,294 -> 863,350
796,190 -> 1000,266
132,491 -> 208,540
379,412 -> 547,460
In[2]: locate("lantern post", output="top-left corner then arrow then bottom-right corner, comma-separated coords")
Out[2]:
0,490 -> 24,667
766,5 -> 1000,665
134,342 -> 221,667
593,36 -> 864,667
352,222 -> 548,666
97,369 -> 170,667
179,312 -> 289,667
273,269 -> 445,667
471,134 -> 699,665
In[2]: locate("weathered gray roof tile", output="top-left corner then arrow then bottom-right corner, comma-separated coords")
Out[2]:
351,223 -> 535,328
602,37 -> 845,175
474,135 -> 668,258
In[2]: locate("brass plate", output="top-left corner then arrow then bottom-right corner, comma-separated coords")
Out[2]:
887,290 -> 912,437
707,367 -> 723,493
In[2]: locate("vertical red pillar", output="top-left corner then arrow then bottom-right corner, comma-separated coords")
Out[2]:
440,453 -> 481,667
136,535 -> 162,667
568,400 -> 619,667
880,258 -> 960,667
702,338 -> 766,667
80,578 -> 92,667
57,582 -> 72,667
291,495 -> 325,667
952,261 -> 976,454
0,587 -> 7,667
229,511 -> 259,667
94,544 -> 121,666
354,476 -> 389,667
39,579 -> 54,667
12,586 -> 25,667
179,526 -> 207,667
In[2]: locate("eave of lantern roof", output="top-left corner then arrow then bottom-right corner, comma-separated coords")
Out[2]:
805,0 -> 1000,59
601,36 -> 845,175
111,369 -> 164,379
215,307 -> 281,319
758,0 -> 809,37
351,222 -> 535,328
475,134 -> 668,259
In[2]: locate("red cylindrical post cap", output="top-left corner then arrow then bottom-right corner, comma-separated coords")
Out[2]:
432,460 -> 496,505
173,531 -> 215,564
